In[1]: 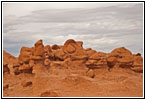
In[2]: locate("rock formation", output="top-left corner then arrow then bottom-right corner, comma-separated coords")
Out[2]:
3,39 -> 143,76
3,39 -> 143,97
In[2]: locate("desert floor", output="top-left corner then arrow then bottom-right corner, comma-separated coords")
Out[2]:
3,67 -> 143,97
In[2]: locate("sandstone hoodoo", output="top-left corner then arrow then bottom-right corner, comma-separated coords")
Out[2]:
3,39 -> 143,97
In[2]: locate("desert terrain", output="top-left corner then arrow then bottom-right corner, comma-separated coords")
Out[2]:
3,39 -> 143,97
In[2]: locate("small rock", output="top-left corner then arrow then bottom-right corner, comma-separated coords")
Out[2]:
7,64 -> 15,75
86,69 -> 95,78
44,59 -> 50,66
3,84 -> 9,90
3,64 -> 10,74
40,91 -> 59,97
21,80 -> 32,87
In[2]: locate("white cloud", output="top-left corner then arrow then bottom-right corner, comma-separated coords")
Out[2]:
3,3 -> 143,56
3,2 -> 135,17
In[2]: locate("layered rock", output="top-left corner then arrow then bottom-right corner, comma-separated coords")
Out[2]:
32,40 -> 45,58
3,51 -> 19,74
18,47 -> 32,64
52,49 -> 67,61
19,64 -> 32,73
61,39 -> 87,69
85,48 -> 97,57
131,53 -> 143,73
86,69 -> 95,78
3,39 -> 143,77
63,39 -> 88,60
63,39 -> 77,54
107,47 -> 134,69
86,52 -> 107,69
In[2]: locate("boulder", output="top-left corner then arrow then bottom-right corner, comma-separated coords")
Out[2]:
107,47 -> 134,68
131,54 -> 143,73
133,55 -> 143,67
52,49 -> 67,61
7,64 -> 15,75
33,46 -> 44,57
18,47 -> 32,64
34,39 -> 43,47
52,44 -> 60,50
33,40 -> 45,56
63,39 -> 88,60
86,69 -> 95,78
86,52 -> 107,69
63,39 -> 78,54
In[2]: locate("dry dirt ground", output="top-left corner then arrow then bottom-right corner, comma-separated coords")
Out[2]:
3,67 -> 143,97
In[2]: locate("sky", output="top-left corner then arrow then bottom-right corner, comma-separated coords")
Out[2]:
3,2 -> 143,57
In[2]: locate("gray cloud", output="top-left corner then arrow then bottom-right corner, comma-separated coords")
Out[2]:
3,3 -> 143,57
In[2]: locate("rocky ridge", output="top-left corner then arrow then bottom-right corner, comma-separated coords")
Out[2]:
3,39 -> 143,97
3,39 -> 143,76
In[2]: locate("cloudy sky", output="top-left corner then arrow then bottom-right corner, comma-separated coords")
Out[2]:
3,2 -> 143,57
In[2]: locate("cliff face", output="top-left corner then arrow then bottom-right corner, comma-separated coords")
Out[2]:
3,39 -> 143,97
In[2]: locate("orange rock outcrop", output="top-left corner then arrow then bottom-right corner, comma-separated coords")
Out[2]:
3,39 -> 143,97
3,39 -> 143,75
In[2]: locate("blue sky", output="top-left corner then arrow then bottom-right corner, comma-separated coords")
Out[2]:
3,2 -> 143,57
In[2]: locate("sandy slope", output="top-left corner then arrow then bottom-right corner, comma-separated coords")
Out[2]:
3,67 -> 143,97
